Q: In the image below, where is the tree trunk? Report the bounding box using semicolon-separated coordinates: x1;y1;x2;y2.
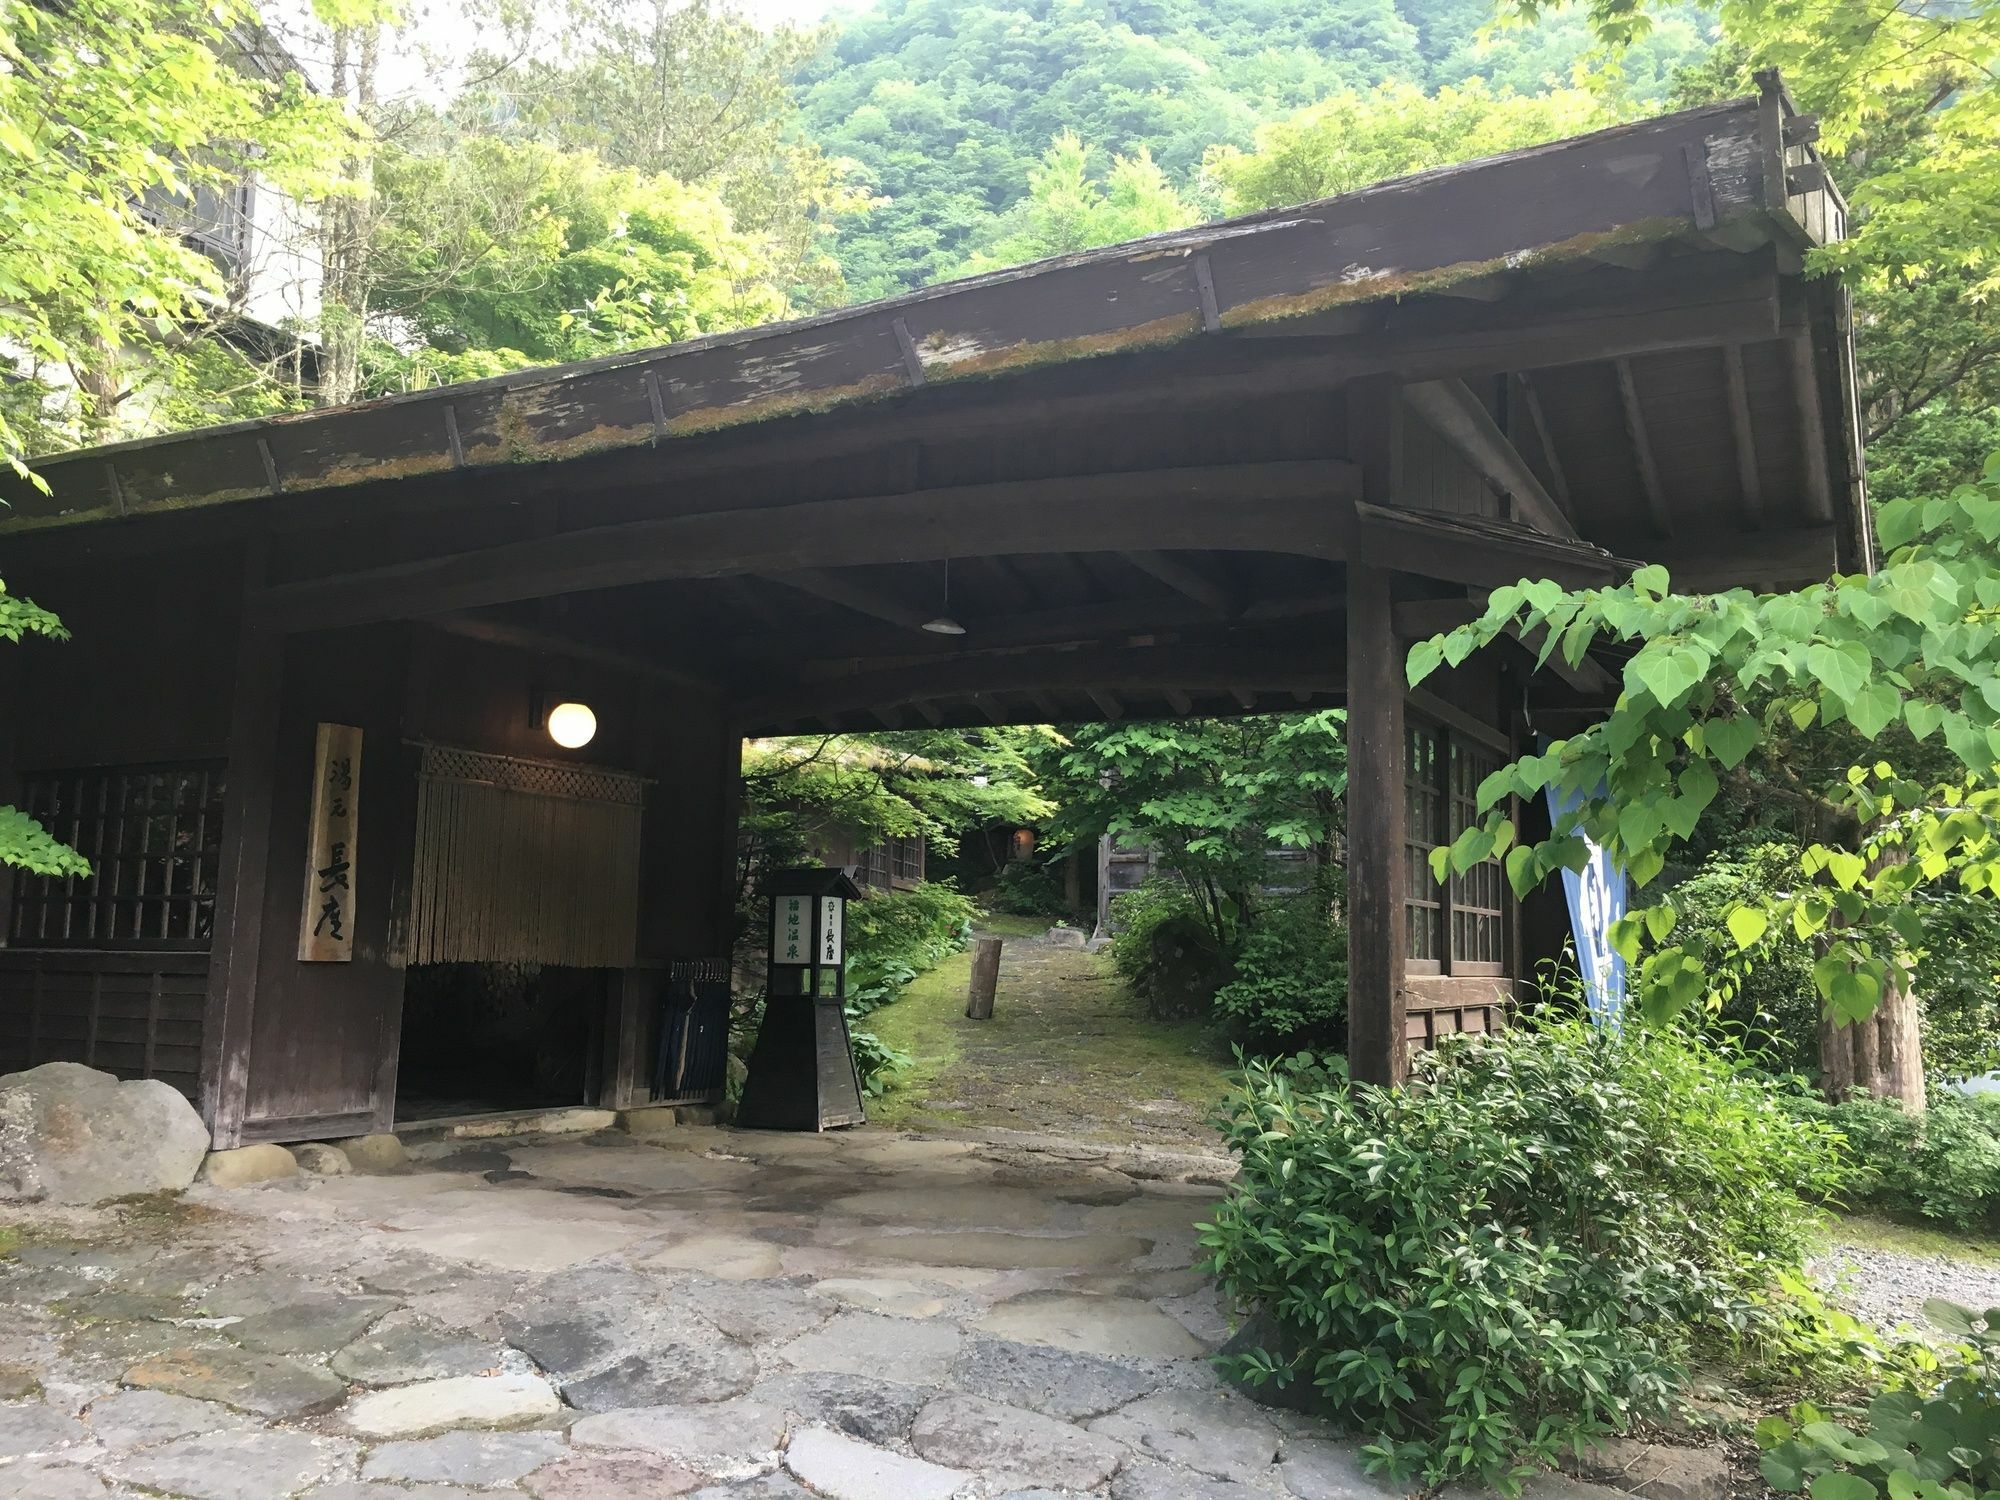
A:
1819;845;1927;1114
316;24;378;408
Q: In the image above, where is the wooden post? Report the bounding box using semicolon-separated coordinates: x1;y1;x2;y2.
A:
965;936;1002;1020
201;543;286;1148
1346;564;1408;1087
1345;376;1408;1089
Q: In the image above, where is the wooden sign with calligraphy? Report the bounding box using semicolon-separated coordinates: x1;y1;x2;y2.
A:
298;722;362;962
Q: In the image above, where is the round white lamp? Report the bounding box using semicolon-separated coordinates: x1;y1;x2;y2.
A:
546;701;597;749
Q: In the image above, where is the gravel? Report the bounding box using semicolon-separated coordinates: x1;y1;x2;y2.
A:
1812;1237;2000;1335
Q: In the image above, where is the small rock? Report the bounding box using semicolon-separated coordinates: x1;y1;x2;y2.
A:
775;1311;962;1384
0;1401;88;1459
949;1334;1166;1420
105;1428;357;1500
751;1371;930;1445
362;1429;567;1486
620;1106;680;1137
783;1425;970;1500
124;1341;348;1418
1046;926;1087;948
85;1388;253;1449
197;1143;299;1188
339;1373;562;1438
1281;1437;1409;1499
1086;1389;1282;1484
674;1105;721;1126
293;1143;354;1177
561;1340;759;1411
911;1393;1124;1491
332;1322;501;1386
331;1133;407;1172
524;1449;704;1499
569;1398;786;1477
1562;1436;1734;1500
0;1062;211;1204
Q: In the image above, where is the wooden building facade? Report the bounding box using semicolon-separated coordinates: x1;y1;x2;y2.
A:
0;79;1865;1144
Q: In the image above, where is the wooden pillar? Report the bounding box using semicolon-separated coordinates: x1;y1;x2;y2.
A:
200;545;285;1148
965;936;1002;1019
1346;563;1408;1087
1345;375;1408;1089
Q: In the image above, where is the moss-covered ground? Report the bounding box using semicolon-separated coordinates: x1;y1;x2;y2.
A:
862;916;1238;1145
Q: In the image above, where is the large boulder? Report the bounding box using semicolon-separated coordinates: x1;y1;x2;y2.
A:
0;1063;209;1204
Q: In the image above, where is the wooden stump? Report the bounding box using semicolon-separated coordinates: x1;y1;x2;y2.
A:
965;936;1002;1020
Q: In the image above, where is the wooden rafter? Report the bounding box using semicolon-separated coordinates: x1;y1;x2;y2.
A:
1086;689;1126;721
1722;343;1765;528
1124;550;1234;614
1614;359;1672;538
428;614;717;694
762;569;934;632
1402;379;1575;538
1788;330;1835;523
1512;374;1572;519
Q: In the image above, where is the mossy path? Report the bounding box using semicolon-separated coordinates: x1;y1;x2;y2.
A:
861;915;1237;1146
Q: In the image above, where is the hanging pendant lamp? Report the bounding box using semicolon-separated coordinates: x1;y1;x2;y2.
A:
922;557;967;635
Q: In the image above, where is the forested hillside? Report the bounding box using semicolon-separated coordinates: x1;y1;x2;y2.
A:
798;0;1716;297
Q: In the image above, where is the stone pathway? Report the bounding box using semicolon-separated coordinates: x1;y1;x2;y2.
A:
0;1121;1703;1499
1813;1226;2000;1337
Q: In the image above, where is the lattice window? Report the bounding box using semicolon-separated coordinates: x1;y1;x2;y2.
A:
1448;739;1506;974
858;843;891;890
1404;726;1445;970
9;764;226;949
1402;722;1509;975
891;835;924;884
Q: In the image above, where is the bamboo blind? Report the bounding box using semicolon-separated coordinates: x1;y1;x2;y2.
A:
409;745;646;968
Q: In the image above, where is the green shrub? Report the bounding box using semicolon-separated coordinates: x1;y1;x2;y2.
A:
1909;888;2000;1079
848;1026;912;1097
1202;1017;1850;1490
1669;842;1823;1072
1757;1300;1999;1500
844;880;977;1015
1795;1090;2000;1230
1109;880;1227;1020
990;858;1068;917
1211;893;1347;1050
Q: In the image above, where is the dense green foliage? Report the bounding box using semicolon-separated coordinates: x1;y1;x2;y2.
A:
1757;1302;1999;1500
1796;1091;2000;1231
1204;1019;1852;1489
844;881;979;1013
1210;886;1350;1051
1109;879;1230;1022
800;0;1711;297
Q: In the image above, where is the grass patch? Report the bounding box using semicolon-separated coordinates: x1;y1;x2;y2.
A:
0;1227;19;1258
864;941;975;1129
1825;1211;2000;1265
976;911;1062;939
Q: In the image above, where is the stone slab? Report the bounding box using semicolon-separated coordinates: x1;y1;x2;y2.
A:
1281;1437;1411;1499
569;1399;787;1477
84;1388;253;1449
106;1428;357;1500
1086;1389;1282;1483
524;1449;704;1499
910;1393;1124;1492
1113;1459;1269;1498
975;1289;1207;1360
561;1340;759;1412
1562;1437;1734;1500
842;1229;1148;1270
339;1373;562;1438
0;1460;109;1498
809;1277;946;1319
949;1334;1167;1420
123;1342;349;1419
226;1295;401;1355
673;1280;831;1345
0;1400;88;1459
332;1322;502;1386
362;1429;568;1486
639;1235;785;1281
775;1311;962;1384
783;1425;970;1500
750;1371;929;1446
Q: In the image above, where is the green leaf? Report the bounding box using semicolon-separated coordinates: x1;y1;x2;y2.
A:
1405;638;1444;687
1727;905;1770;950
1704;713;1761;769
1809;1472;1880;1500
1630;563;1670;600
1806;641;1873;708
1848;682;1903;740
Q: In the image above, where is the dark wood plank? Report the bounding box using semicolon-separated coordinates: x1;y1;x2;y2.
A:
1346;563;1407;1088
1722;343;1765;527
1403;379;1574;537
1615;359;1672;537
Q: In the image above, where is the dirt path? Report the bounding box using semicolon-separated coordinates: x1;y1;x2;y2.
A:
863;920;1237;1149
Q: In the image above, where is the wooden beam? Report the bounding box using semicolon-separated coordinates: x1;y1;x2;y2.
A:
1788;330;1835;523
1028;690;1063;722
1614;359;1672;538
1354;503;1626;590
1086;689;1125;722
1124;551;1234;615
1635;524;1839;591
1403;379;1575;538
1346;564;1407;1088
1164;687;1194;714
762;569;934;633
255;461;1359;632
1230;688;1257;712
735;643;1347;732
427;614;717;694
1722;344;1765;528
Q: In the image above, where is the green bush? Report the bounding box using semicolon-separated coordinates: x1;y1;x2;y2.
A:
990;858;1068;917
844;880;977;1015
1796;1089;2000;1230
1757;1300;1999;1500
1211;893;1347;1050
1203;1018;1850;1490
1109;880;1227;1020
1669;842;1823;1072
848;1026;913;1097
